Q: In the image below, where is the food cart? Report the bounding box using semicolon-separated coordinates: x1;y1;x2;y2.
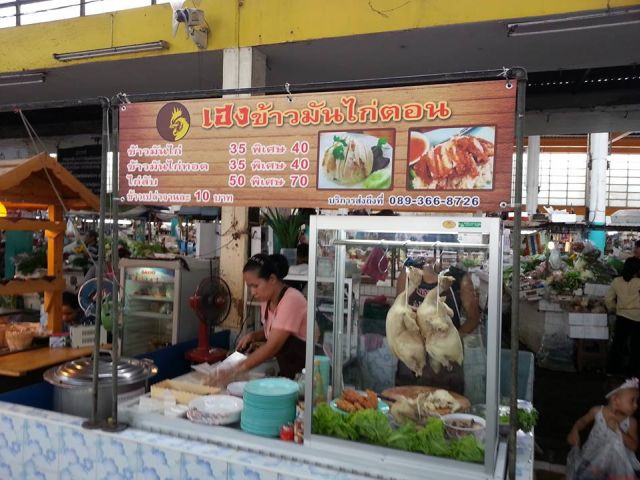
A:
0;69;533;479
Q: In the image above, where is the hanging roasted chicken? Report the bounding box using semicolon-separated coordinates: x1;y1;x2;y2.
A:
416;276;464;373
385;267;426;377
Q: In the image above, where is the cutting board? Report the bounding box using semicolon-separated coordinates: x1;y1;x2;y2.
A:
381;386;471;413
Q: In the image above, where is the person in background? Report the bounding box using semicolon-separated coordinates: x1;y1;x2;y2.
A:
633;240;640;258
84;230;98;261
296;243;309;265
62;291;86;331
566;377;639;479
83;243;130;283
606;257;640;376
234;254;309;379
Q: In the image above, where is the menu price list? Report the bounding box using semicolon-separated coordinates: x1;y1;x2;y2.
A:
224;140;311;192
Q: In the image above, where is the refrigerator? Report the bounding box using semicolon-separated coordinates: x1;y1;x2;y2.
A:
119;257;219;356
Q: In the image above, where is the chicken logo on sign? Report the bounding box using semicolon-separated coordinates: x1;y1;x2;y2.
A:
156;102;191;142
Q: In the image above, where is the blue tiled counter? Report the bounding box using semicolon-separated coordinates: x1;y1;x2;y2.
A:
0;401;370;480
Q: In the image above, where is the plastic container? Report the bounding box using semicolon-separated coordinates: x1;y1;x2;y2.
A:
442;413;486;442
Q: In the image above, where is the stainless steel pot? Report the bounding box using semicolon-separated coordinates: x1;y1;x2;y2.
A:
44;352;157;419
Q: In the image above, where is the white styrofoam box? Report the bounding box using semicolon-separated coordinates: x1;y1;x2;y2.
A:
544;311;567;326
550;212;577;223
610;209;640;225
543;311;569;336
569;325;609;340
584;283;610;297
70;325;107;348
539;299;564;312
568;313;608;327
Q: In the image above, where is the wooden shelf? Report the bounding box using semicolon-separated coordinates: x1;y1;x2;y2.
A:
0;346;98;377
0;277;65;295
124;310;172;320
0;219;65;233
127;295;173;302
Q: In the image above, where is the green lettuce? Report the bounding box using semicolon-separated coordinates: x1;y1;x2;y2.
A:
348;409;393;446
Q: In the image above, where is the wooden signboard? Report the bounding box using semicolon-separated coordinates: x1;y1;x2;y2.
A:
118;80;516;212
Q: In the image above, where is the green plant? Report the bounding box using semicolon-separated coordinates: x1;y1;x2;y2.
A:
262;209;306;249
14;249;47;275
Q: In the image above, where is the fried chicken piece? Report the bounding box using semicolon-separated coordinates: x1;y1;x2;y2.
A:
336;399;357;413
365;390;379;410
342;389;364;405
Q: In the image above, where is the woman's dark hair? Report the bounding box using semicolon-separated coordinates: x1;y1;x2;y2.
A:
621;257;640;282
243;253;289;280
62;291;79;310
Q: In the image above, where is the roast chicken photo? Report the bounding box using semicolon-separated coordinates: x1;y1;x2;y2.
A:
408;126;496;190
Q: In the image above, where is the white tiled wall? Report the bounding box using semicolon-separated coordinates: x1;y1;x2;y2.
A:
0;402;370;480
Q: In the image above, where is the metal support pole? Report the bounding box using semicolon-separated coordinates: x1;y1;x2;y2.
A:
526;136;540;216
508;68;528;480
103;104;127;432
82;97;110;430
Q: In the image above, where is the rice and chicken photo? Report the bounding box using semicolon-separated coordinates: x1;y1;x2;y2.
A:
317;129;395;190
407;126;496;190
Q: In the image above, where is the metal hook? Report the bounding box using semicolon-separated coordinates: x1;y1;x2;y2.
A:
117;92;131;104
498;67;513;89
284;82;293;102
378;246;390;274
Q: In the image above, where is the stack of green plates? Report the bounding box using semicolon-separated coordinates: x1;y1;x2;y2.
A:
241;377;299;437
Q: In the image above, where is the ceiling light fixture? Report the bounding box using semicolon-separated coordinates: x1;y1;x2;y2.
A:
0;72;46;87
507;7;640;36
53;40;168;62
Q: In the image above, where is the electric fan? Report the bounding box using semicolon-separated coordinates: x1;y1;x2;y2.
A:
185;275;231;364
77;278;114;329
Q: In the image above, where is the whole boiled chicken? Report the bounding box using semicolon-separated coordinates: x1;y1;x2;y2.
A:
385;267;425;377
416;276;464;374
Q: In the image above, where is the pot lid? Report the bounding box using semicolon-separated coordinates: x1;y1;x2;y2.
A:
44;354;156;387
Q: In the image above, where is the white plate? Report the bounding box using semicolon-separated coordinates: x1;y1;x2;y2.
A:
227;381;248;397
189;394;243;414
187;394;243;425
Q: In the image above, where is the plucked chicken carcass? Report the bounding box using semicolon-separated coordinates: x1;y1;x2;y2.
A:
385;267;426;377
416;276;464;374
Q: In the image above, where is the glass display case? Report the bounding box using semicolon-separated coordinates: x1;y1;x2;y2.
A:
119;258;218;356
304;215;504;479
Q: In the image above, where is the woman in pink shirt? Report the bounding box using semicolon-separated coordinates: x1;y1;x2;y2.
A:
236;254;308;379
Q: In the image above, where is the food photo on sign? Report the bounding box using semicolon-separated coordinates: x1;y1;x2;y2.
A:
407;125;496;191
317;128;395;190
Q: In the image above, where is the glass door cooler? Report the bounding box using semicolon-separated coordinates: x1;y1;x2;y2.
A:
119;258;218;356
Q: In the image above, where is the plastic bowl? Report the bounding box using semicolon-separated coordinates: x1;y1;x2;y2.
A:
442;413;486;442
